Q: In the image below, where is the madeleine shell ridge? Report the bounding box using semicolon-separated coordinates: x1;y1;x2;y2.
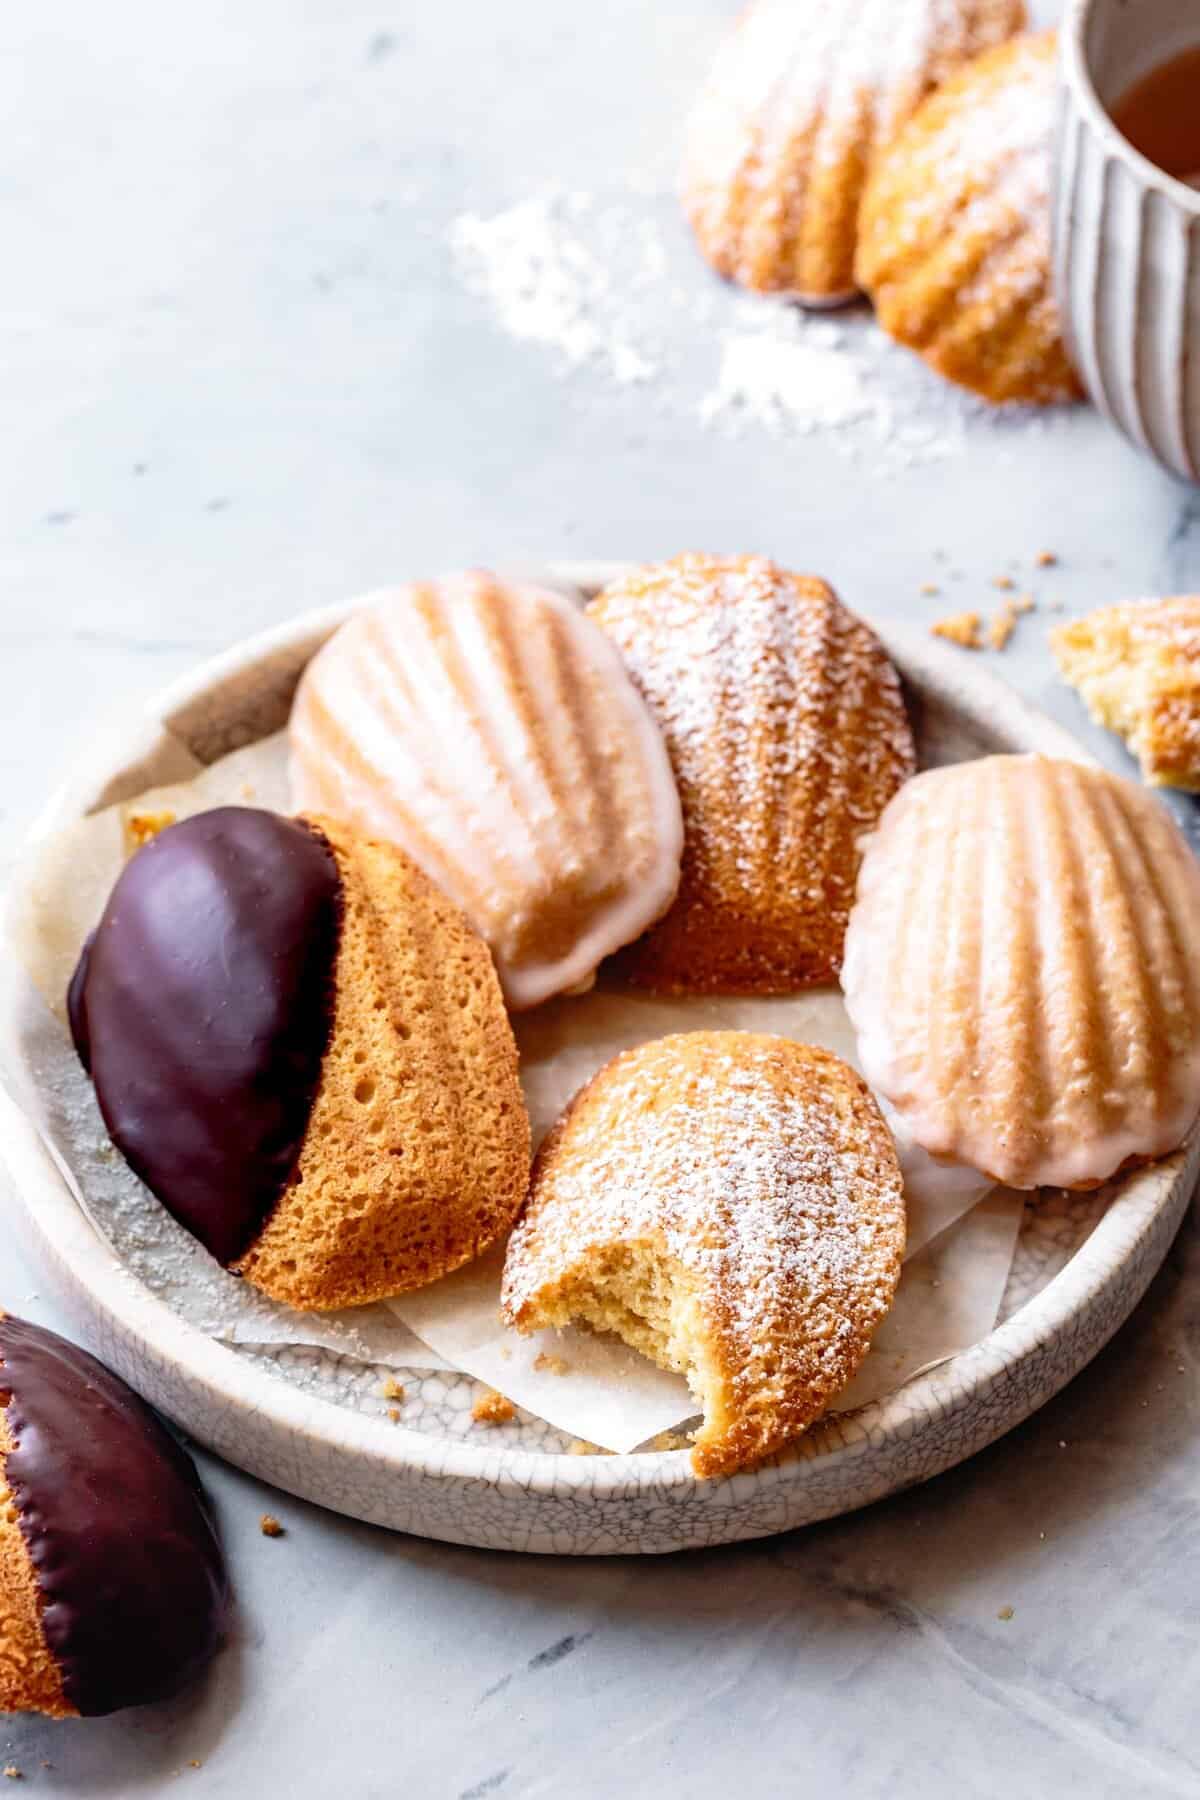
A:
842;755;1200;1189
289;571;684;1009
587;554;916;993
856;31;1081;405
682;0;1026;303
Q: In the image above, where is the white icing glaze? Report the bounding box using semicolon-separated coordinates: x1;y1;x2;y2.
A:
289;573;684;1008
842;754;1200;1189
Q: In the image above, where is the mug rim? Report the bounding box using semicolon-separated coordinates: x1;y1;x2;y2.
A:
1061;0;1200;215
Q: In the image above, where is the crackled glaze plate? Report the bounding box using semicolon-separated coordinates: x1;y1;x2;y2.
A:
1;564;1195;1555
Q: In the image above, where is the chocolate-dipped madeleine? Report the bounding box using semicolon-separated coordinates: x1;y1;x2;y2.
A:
69;806;531;1310
0;1313;229;1717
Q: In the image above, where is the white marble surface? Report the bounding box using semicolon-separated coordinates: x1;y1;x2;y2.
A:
2;0;1200;1792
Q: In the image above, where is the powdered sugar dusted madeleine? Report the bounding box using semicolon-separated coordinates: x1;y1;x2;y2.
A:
290;573;684;1010
842;755;1200;1189
1052;597;1200;792
501;1033;905;1478
682;0;1025;304
857;32;1081;404
587;554;916;993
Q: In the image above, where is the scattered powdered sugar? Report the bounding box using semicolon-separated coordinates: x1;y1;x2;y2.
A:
449;190;666;387
446;186;1051;474
698;300;997;467
699;319;873;432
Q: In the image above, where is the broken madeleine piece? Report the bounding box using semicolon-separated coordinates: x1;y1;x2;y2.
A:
1052;596;1200;790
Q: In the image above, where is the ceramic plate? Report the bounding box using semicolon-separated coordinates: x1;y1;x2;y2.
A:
1;564;1194;1555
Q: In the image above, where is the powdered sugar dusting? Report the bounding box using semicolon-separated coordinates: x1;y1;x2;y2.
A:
887;33;1054;282
502;1032;905;1450
449;190;666;386
587;555;915;988
446;186;1056;472
681;0;1024;299
699;300;998;464
698;320;873;432
858;33;1074;403
687;0;1024;187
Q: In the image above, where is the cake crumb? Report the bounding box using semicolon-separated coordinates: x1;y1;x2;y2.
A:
380;1375;406;1402
259;1513;284;1538
993;575;1016;591
387;1407;401;1423
472;1389;515;1425
188;1762;202;1771
989;592;1036;649
997;1605;1015;1622
931;610;982;649
920;581;941;596
533;1352;569;1376
125;808;177;852
3;1768;21;1782
1036;550;1058;567
989;606;1017;650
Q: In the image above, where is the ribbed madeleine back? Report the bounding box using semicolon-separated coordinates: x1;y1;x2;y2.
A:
289;572;683;1010
856;32;1081;405
843;754;1200;1187
588;554;916;993
682;0;1025;302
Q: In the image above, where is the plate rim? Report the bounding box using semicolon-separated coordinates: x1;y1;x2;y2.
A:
2;563;1191;1531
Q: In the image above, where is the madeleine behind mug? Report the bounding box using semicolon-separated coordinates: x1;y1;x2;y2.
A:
1054;0;1200;484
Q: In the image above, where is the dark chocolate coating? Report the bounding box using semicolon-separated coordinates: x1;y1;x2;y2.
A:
68;807;341;1265
0;1314;229;1716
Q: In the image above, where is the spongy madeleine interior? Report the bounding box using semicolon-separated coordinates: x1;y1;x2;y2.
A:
234;819;530;1311
0;1404;72;1717
520;1241;733;1466
1053;625;1157;757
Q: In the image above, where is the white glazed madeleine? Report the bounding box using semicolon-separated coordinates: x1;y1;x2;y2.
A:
289;572;684;1009
842;754;1200;1188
